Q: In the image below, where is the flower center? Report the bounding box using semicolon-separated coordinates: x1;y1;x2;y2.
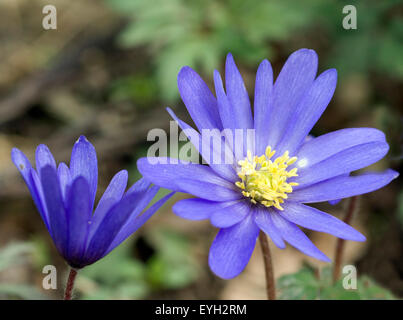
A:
235;147;299;210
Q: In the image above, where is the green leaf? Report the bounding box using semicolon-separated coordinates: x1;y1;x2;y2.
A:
0;242;34;272
146;229;199;289
278;266;396;300
107;0;322;100
0;284;47;300
277;266;320;300
356;276;395;300
108;74;158;107
155;38;220;101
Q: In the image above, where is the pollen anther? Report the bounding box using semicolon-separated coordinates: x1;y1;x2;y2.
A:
235;147;298;210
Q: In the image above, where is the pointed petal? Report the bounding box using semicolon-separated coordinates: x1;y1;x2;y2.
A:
58;162;71;201
270;213;330;262
172;198;231;220
210;200;250;228
254;59;274;155
214;63;254;159
11;148;49;227
30;169;51;232
137;157;233;188
65;177;92;266
137;157;241;201
70;136;98;209
173;179;242;202
267;49;318;148
106;190;174;254
89;170;128;240
296;128;387;169
121;185;159;223
294;141;389;188
290;169;399;203
178;66;222;131
40;166;68;258
214;71;249;160
225;53;253;130
213;70;233;130
279;203;365;241
35;144;56;176
167;107;237;182
85;190;150;264
87;179;155;253
254;207;286;249
208;215;259;279
11;148;34;187
276;69;337;156
126;176;151;194
99;170;129;205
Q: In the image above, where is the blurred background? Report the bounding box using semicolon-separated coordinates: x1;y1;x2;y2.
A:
0;0;401;299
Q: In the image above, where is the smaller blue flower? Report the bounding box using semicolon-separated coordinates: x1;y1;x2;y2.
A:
11;136;172;269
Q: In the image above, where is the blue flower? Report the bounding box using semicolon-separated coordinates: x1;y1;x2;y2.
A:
11;136;172;269
138;49;399;279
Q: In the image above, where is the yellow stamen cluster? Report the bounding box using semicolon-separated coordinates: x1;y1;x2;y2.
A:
235;147;299;210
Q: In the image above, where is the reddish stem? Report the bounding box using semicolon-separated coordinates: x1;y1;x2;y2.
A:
332;196;358;283
64;268;78;300
259;231;276;300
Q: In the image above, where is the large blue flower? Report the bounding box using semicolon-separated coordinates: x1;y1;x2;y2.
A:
12;136;172;269
138;49;399;279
